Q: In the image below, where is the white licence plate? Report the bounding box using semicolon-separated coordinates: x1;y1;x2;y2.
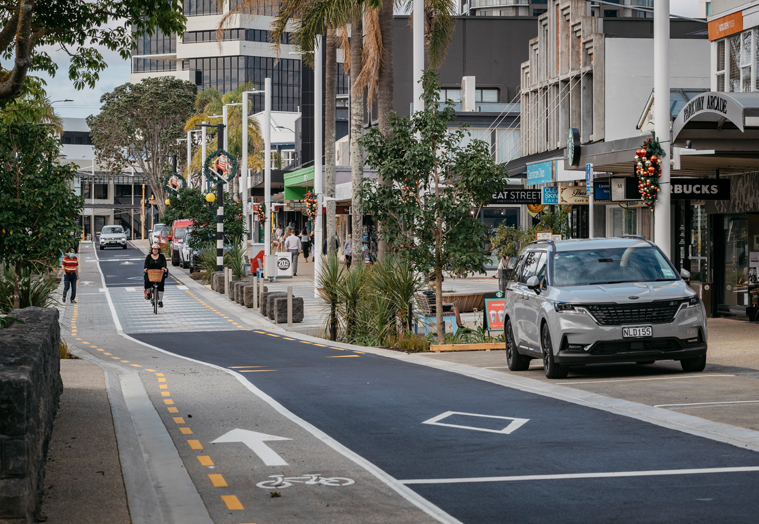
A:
622;326;652;338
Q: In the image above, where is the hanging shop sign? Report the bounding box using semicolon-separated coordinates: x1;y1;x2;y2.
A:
594;180;611;202
670;178;730;200
542;186;559;205
526;160;554;185
567;128;581;167
490;189;542;205
558;185;589;205
611;177;643;202
708;12;743;41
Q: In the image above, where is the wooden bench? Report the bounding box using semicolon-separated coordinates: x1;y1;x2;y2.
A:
414;292;459;336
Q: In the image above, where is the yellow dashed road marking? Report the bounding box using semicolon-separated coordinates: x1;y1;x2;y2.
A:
130;364;142;368
180;427;193;435
239;370;276;373
168;407;179;413
253;330;265;334
230;366;263;369
159;384;168;389
173;417;185;424
208;474;227;487
145;368;156;372
330;347;344;350
266;334;280;338
197;456;214;466
161;392;171;397
188;440;203;450
328;355;360;358
158;378;166;383
155;373;164;377
164;399;175;405
221;495;243;510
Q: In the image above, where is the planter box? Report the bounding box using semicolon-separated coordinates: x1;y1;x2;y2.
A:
430;342;503;352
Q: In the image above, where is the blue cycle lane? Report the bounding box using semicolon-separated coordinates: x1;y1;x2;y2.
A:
132;329;759;524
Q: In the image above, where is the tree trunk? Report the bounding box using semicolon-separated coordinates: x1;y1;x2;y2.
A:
435;260;444;344
349;15;364;267
325;28;338;257
376;0;394;262
13;261;21;311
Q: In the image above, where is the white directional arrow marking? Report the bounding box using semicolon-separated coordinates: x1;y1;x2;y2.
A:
211;429;292;466
422;411;529;435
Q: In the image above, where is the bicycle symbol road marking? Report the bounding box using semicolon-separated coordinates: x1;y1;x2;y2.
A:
256;474;355;489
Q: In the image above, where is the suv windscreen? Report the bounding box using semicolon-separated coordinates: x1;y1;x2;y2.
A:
102;226;123;234
174;227;186;239
552;246;678;286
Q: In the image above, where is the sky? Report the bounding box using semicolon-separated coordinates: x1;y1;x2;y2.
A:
38;0;702;120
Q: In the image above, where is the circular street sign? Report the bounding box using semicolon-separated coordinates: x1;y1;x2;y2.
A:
277;258;291;270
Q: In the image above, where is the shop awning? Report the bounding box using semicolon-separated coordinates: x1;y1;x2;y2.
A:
672;91;759;140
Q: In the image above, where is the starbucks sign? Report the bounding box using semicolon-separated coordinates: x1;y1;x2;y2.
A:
567;128;581;167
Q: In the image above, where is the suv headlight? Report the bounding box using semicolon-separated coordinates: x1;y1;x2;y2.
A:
687;296;699;307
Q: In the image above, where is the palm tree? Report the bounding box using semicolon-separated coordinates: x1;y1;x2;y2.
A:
184;84;266;192
325;28;338;256
348;14;364;258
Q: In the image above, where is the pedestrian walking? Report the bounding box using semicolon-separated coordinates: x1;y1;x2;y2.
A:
323;234;339;259
300;228;311;261
61;248;79;304
283;229;302;276
344;234;353;269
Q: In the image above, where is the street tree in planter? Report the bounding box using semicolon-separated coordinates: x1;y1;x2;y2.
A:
0;124;83;309
87;77;197;216
163;187;245;249
361;70;509;342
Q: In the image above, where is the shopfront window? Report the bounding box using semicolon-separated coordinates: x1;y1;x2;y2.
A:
722;214;749;307
607;206;637;237
689;204;710;282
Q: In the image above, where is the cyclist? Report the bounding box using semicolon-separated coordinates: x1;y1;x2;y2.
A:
144;243;168;307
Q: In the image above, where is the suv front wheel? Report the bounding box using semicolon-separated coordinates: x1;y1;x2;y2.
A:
542;323;568;379
680;355;706;373
506;319;530;371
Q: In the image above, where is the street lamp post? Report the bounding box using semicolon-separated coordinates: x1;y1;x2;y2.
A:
314;35;323;298
242;84;270;265
654;0;671;259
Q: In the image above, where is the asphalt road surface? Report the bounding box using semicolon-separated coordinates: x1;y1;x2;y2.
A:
98;244;759;523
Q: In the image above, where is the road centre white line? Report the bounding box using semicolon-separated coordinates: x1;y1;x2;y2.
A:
562;374;733;385
400;466;759;485
655;400;759;408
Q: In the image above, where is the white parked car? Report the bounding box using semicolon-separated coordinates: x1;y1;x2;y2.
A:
179;227;199;272
99;225;127;250
149;223;168;245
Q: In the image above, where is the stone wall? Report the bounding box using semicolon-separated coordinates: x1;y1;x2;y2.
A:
0;307;62;523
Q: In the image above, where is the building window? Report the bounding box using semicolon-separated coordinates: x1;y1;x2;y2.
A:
182;29;293;44
131;58;177;73
603;10;618;17
228;0;278;16
729;35;741;92
533;9;547;16
438;88;462;102
477;88;499;103
133;26;176;55
716;39;725;91
184;0;219;16
706;2;711;16
82;183;108;200
742;31;752;92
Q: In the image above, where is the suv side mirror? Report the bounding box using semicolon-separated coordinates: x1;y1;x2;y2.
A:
680;268;691;281
526;275;541;293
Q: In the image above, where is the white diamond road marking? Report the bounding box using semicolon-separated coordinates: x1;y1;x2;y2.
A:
422;411;529;435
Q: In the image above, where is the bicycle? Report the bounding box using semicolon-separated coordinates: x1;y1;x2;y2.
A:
146;269;164;315
256;474;354;489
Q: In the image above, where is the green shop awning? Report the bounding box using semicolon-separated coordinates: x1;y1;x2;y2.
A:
283;165;314;200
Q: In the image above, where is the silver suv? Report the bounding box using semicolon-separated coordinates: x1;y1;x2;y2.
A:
99;225;127;250
504;237;707;379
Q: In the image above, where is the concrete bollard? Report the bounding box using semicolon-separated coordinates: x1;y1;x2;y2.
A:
287;286;293;327
253;276;258;308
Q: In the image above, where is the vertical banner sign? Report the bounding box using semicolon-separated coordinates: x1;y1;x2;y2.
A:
484;298;506;331
586;163;593;195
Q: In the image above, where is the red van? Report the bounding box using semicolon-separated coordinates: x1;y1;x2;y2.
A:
169;219;194;267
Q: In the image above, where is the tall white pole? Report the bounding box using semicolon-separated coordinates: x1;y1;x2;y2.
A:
314;35;323;297
654;0;671;258
413;0;424;114
242;93;249;249
223;105;229;151
201;123;207;192
186;130;192;183
264;78;272;261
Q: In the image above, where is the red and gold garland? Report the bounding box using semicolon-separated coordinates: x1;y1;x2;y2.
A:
634;133;665;207
304;190;318;220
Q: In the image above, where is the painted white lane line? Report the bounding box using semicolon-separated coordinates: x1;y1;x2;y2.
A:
401;466;759;485
125;287;136;292
655;400;759;408
563;374;733;385
423;411;529;435
177;285;188;290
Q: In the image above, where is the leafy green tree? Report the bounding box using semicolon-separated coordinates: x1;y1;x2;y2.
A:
0;123;83;309
87;77;197;216
0;75;62;132
361;70;509;342
163;187;245;249
0;0;185;100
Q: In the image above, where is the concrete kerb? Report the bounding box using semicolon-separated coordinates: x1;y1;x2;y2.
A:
66;345;213;524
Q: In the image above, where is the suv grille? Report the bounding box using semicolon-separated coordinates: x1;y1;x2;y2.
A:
586;301;682;326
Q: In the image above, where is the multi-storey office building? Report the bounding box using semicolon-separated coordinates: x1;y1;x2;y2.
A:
461;0;653;18
130;1;302;113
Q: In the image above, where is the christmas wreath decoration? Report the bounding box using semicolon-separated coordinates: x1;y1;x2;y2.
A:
400;177;421;204
202;149;238;189
634;133;666;207
304;190;318;220
163;172;186;196
252;202;266;222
